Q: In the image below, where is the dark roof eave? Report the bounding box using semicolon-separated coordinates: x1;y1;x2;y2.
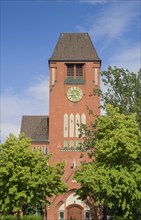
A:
48;59;101;65
31;139;49;143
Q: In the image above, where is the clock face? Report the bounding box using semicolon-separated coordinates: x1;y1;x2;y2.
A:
67;86;83;102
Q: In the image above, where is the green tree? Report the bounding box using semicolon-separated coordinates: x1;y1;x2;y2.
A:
74;105;141;219
100;66;141;129
0;134;67;215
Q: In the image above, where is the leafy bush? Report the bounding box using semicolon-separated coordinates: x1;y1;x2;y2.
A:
0;215;42;220
22;215;42;220
109;217;127;220
0;216;17;220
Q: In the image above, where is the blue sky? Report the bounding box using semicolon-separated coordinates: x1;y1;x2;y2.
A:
1;0;141;142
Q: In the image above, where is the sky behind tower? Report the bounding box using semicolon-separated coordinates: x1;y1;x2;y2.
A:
1;0;141;142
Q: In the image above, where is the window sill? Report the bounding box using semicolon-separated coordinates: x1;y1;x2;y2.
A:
64;77;85;84
60;148;82;152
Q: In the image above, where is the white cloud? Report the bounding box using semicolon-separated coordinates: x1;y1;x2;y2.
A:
76;2;139;45
76;1;140;72
1;123;20;142
109;43;141;72
27;76;49;102
1;76;49;143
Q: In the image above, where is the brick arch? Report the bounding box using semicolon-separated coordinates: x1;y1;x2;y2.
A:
66;204;83;220
56;200;64;210
84;197;98;220
60;189;77;203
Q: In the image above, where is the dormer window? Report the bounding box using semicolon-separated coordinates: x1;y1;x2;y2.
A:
65;64;85;84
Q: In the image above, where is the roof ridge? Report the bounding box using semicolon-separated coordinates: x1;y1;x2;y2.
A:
22;115;49;117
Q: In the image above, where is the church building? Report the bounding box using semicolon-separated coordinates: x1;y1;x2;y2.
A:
21;33;101;220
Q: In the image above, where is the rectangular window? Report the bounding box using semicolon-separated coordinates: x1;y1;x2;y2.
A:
85;211;90;220
76;64;83;77
59;211;64;220
94;68;98;85
67;65;74;77
51;68;56;86
65;64;85;84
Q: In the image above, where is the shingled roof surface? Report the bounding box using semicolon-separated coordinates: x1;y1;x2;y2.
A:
21;116;49;142
49;33;101;62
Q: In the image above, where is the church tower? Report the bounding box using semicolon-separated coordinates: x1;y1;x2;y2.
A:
47;33;101;220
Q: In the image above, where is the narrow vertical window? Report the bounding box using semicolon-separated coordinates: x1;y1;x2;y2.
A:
76;64;83;77
94;68;98;85
69;113;74;137
44;147;48;155
70;140;74;149
64;114;68;137
72;159;77;169
81;113;86;137
52;68;56;86
81;113;86;124
64;140;68;149
59;211;64;220
76;140;80;149
85;211;90;220
39;146;42;153
75;113;80;137
67;65;74;77
32;146;36;152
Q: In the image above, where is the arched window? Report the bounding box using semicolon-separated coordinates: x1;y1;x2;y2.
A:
69;113;74;137
76;140;80;149
32;146;36;152
70;140;74;149
64;140;68;149
64;114;68;137
81;113;86;137
75;113;80;137
39;146;42;153
44;147;48;155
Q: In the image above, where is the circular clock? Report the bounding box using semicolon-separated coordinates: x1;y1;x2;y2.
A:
67;86;83;102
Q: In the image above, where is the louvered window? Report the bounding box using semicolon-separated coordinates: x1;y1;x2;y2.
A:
65;64;85;84
76;64;83;77
67;65;74;76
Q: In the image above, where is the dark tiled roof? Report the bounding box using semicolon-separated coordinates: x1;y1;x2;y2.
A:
21;116;49;142
49;33;101;62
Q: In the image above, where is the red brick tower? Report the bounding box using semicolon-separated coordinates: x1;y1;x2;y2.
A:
47;33;101;220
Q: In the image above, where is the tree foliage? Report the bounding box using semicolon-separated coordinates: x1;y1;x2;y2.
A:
100;66;141;129
0;134;67;215
74;105;141;219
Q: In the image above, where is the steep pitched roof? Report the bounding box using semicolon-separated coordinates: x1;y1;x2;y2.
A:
20;116;49;142
49;33;101;62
